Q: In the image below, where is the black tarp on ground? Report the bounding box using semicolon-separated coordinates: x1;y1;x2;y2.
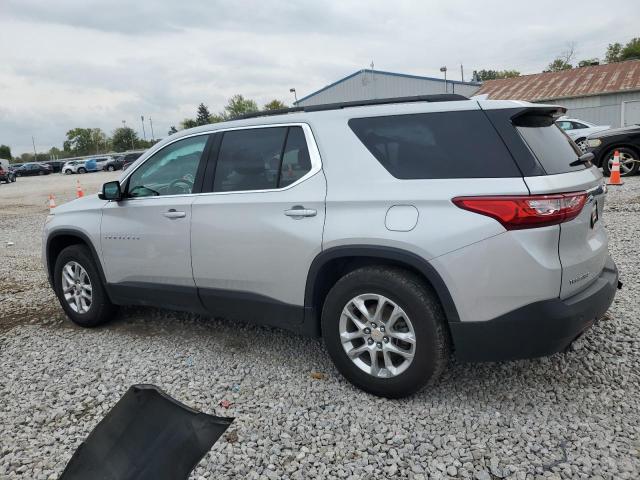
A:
59;384;233;480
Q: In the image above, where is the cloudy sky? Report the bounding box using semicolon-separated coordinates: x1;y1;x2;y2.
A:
0;0;637;155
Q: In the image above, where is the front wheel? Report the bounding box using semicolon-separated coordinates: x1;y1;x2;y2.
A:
575;138;589;153
54;245;118;327
107;165;115;172
321;266;450;398
602;147;639;176
64;169;72;175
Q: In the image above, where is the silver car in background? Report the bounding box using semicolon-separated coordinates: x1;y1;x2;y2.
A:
556;117;610;151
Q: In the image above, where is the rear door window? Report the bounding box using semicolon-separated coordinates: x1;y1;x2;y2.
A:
212;126;312;192
515;123;586;174
348;111;521;179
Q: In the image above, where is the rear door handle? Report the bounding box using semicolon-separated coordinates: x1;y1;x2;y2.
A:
163;209;186;219
284;206;317;218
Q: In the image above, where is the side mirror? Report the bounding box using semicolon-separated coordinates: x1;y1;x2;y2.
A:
99;181;123;201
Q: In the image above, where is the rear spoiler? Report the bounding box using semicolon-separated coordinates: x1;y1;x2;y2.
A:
511;106;567;127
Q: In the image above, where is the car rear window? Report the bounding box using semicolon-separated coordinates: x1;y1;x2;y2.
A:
348;111;520;179
514;115;586;174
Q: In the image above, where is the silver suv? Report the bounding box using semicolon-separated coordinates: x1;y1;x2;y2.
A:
43;96;620;398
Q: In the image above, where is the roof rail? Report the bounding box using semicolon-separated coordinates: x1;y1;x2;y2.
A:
235;94;468;120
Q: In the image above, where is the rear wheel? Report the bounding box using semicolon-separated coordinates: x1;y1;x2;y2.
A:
77;167;86;174
107;165;115;172
602;147;639;176
54;245;117;327
321;266;449;398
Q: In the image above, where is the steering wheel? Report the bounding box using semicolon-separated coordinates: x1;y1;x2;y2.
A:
169;177;194;195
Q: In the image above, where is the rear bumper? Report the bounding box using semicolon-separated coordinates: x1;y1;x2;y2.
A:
451;256;619;362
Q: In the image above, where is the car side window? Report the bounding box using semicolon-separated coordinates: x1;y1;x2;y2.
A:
557;121;572;131
213;127;287;192
279;127;312;188
212;126;312;192
127;135;208;198
572;122;587;129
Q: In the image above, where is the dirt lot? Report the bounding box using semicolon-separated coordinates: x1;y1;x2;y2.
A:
1;172;639;479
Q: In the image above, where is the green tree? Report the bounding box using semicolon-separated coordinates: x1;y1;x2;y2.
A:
621;38;640;61
578;58;599;67
112;127;138;152
168;126;178;135
472;69;521;81
222;94;258;120
196;103;212;126
181;118;197;129
0;144;11;159
63;128;94;155
546;58;573;72
605;42;623;63
264;99;288;110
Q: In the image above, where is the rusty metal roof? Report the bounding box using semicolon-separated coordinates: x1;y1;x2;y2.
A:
475;60;640;101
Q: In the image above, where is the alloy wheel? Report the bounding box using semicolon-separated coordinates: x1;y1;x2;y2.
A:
608;150;638;176
339;293;416;378
61;261;92;314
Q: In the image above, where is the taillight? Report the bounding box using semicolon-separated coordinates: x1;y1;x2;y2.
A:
452;192;588;230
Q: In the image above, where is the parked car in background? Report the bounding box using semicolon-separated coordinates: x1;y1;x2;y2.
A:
62;160;86;174
87;156;113;171
556;117;610;152
586;124;640;176
43;96;619;398
103;155;125;171
0;159;17;183
45;160;65;173
14;162;52;176
121;151;145;170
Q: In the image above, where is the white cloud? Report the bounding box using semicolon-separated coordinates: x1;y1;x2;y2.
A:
0;0;637;154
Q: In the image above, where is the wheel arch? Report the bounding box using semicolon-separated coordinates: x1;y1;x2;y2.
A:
304;245;460;335
46;229;109;294
597;143;640;167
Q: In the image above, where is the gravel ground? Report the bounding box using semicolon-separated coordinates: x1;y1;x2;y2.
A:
1;173;639;479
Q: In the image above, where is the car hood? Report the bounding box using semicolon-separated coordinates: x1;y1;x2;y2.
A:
588;124;640;139
51;194;107;214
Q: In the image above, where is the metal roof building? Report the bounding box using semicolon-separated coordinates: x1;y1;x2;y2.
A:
476;60;640;128
296;69;481;107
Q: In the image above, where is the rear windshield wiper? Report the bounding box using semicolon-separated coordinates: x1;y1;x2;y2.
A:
570;152;594;167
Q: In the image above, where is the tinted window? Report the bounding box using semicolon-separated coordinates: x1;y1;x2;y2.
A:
516;124;586;174
127;135;207;197
278;127;312;188
348;111;520;179
572;122;587;129
213;127;287;192
557;121;572;131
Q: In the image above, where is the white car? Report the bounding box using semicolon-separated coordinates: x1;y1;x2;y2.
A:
62;160;87;174
556;117;610;151
90;156;114;170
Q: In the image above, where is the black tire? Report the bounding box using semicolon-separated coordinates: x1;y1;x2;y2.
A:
602;146;639;176
53;244;118;327
321;266;450;398
10;175;16;182
77;167;86;174
64;169;72;175
107;165;115;172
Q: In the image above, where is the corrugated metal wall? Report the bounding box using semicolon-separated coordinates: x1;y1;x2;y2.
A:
298;71;481;106
540;91;640;128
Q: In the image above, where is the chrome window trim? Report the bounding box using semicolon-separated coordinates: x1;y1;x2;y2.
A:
117;123;322;201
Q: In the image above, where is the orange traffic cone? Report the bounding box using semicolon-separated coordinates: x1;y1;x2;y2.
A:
607;150;624;186
76;179;84;198
48;194;56;211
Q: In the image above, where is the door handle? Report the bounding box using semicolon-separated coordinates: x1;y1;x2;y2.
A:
284;206;317;218
163;209;186;219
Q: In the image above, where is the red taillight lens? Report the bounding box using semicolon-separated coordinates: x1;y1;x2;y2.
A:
452;192;587;230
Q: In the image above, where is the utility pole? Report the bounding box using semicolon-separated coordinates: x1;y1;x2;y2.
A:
32;136;37;161
149;117;155;141
460;64;464;83
140;115;146;141
289;88;298;104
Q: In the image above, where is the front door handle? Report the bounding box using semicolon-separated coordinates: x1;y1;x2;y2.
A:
163;209;186;219
284;206;317;218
